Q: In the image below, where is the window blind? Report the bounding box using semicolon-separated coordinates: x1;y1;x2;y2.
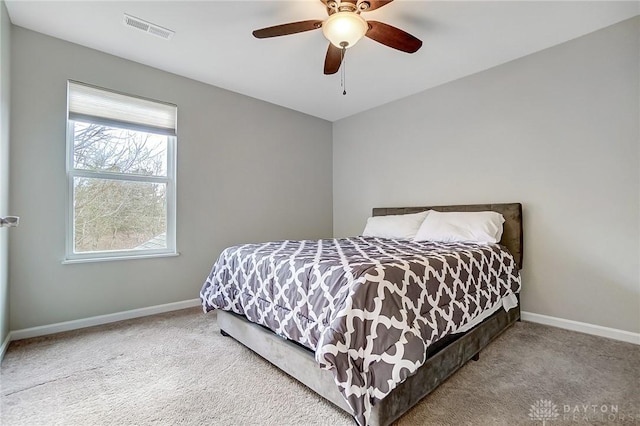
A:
67;81;177;136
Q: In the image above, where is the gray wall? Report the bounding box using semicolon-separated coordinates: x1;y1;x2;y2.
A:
0;0;10;343
333;17;639;334
9;27;333;330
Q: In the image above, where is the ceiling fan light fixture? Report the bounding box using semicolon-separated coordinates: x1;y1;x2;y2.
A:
322;12;368;49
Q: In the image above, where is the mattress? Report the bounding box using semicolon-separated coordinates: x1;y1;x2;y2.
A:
200;237;521;425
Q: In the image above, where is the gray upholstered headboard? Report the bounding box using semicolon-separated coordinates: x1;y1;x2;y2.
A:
372;203;523;270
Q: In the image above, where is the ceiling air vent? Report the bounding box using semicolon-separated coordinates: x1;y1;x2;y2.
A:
123;14;174;40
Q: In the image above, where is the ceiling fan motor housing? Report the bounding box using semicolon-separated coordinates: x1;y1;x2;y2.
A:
327;0;371;13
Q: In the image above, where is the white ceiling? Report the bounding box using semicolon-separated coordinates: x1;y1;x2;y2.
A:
5;1;639;121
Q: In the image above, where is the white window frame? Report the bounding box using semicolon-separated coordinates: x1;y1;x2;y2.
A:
65;81;177;263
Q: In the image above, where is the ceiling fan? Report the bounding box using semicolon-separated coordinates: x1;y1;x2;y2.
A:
252;0;423;75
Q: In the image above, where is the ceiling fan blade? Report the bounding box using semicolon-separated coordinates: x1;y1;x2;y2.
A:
365;20;422;53
319;0;333;14
362;0;394;12
253;20;323;39
324;43;343;75
320;0;337;16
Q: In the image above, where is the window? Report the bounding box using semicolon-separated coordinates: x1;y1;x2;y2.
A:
65;81;177;262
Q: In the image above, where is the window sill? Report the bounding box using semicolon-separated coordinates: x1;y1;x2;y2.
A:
62;252;180;265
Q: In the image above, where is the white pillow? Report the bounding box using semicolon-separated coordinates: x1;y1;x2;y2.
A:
362;211;430;239
413;210;505;244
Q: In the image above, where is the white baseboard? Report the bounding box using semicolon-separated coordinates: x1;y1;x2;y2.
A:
3;302;636;364
9;298;201;342
521;311;640;345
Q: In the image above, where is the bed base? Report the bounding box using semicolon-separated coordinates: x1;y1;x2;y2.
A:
217;305;520;426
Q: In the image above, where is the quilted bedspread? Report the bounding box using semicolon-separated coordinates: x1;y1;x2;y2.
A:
200;237;521;425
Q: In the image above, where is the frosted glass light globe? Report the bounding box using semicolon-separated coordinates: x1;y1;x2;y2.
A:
322;12;368;48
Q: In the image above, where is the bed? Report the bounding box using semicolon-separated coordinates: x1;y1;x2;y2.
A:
201;202;523;425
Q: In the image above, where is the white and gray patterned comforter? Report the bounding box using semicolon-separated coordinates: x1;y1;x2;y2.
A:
200;237;521;425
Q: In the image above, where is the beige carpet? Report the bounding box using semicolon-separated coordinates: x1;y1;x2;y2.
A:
1;308;638;425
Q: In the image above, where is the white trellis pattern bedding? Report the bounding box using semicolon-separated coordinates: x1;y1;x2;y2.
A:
200;237;521;425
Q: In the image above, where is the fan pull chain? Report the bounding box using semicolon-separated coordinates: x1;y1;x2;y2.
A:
341;45;347;96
